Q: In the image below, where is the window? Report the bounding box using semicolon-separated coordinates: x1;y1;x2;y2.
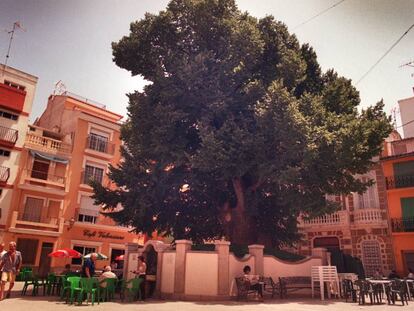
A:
84;165;104;184
0;149;11;157
0;110;18;121
17;238;38;265
31;157;50;180
88;132;109;153
4;80;25;91
361;240;382;277
110;249;125;269
78;195;100;224
313;237;340;251
404;252;414;273
22;197;44;222
72;246;96;265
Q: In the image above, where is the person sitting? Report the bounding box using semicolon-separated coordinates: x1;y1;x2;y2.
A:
98;266;117;288
388;269;401;279
242;265;263;298
407;268;414;279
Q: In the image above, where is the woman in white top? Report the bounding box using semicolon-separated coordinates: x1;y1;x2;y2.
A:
243;265;263;298
133;256;147;300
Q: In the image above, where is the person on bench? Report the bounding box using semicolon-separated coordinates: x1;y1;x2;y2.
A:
243;265;263;298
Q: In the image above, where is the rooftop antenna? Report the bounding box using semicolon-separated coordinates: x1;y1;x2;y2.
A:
2;21;26;77
400;60;414;93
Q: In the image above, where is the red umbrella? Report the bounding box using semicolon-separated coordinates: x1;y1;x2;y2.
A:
115;254;124;261
48;248;82;258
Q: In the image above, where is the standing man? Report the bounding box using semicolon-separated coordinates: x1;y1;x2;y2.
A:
82;253;97;278
0;242;22;300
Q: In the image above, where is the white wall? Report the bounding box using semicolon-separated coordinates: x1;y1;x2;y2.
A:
126;252;138;280
184;252;218;296
161;252;176;294
399;96;414;139
263;256;323;280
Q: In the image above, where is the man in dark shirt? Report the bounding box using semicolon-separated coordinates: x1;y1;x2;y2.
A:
82;253;97;278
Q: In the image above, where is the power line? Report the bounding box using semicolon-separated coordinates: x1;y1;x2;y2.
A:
293;0;346;30
356;22;414;86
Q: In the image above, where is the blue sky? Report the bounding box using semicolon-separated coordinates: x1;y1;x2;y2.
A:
1;0;413;126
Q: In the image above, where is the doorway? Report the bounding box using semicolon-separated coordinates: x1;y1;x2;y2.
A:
38;242;53;277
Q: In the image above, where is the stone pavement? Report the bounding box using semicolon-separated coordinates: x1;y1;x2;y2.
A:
2;282;414;311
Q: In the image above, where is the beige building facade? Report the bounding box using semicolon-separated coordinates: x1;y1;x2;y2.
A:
0;64;38;240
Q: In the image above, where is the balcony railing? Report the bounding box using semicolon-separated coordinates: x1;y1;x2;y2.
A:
298;210;349;228
0;125;18;144
86;135;115;155
10;211;64;236
80;171;103;185
391;217;414;232
0;166;10;183
25;133;72;154
353;208;386;225
385;175;414;190
26;169;65;184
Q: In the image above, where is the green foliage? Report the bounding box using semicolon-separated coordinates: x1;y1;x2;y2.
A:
93;0;392;246
263;248;305;262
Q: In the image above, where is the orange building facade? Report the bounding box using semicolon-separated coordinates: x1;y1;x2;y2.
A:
381;131;414;276
2;92;144;275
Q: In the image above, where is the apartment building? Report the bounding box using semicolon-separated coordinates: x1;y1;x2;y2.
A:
0;64;38;240
296;161;395;277
381;130;414;276
3;91;144;275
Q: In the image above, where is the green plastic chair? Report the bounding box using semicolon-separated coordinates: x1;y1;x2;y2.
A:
45;273;58;295
121;278;143;302
60;276;81;304
75;278;100;306
21;271;43;296
99;278;117;302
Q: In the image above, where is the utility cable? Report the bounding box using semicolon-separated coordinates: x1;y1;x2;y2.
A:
356;22;414;85
293;0;346;30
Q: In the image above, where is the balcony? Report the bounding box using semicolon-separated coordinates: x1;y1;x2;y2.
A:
20;169;66;195
353;208;387;226
9;211;64;237
0;166;10;183
25;133;72;155
86;135;115;155
385;175;414;190
298;210;349;228
391;217;414;233
0;125;18;145
0;82;26;113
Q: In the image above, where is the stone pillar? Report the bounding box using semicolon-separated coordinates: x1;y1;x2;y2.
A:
248;244;264;276
124;243;140;279
174;240;192;295
312;247;328;265
154;243;170;298
215;240;230;296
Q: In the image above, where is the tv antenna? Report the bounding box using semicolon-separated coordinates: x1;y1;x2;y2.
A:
400;60;414;76
2;21;26;76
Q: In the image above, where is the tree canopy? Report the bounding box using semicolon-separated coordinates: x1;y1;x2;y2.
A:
93;0;392;246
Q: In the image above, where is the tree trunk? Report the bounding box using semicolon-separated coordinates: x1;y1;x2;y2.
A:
228;178;257;245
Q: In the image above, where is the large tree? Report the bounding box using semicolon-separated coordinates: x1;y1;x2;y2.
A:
93;0;392;246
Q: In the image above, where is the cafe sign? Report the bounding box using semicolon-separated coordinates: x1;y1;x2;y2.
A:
83;229;125;240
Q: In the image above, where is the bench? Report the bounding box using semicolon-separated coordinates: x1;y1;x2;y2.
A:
234;277;260;300
279;276;319;298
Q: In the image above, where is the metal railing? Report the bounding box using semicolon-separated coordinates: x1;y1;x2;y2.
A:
62;91;106;109
391;217;414;232
385;175;414;190
26;169;65;184
86;135;115;154
81;171;103;185
0;125;18;144
0;166;10;182
25;133;72;154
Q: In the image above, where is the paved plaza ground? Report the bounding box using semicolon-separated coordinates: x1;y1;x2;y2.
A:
2;282;414;311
